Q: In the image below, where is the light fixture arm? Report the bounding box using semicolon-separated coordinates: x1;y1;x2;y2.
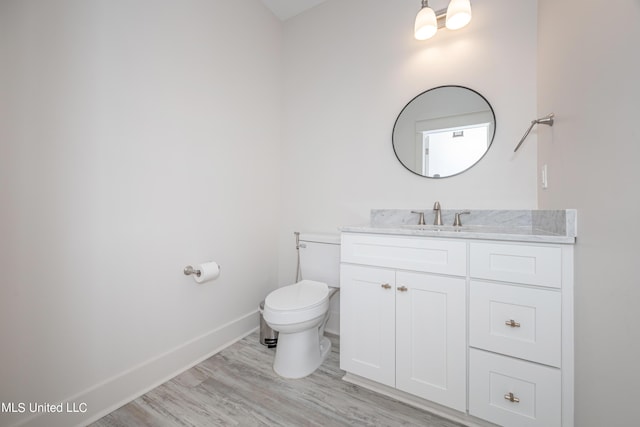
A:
433;8;449;29
419;1;462;30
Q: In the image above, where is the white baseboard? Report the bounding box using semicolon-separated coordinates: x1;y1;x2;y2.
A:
9;310;259;427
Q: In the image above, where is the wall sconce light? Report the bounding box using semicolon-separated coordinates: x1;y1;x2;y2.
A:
414;0;472;40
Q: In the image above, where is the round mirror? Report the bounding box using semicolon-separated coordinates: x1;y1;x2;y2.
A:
392;86;496;178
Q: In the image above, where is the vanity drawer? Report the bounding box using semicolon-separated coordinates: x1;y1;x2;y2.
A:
470;242;562;288
469;281;561;367
469;349;561;427
341;233;466;276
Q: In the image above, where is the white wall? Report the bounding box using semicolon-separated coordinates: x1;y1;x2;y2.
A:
537;1;640;425
0;1;282;426
278;0;539;331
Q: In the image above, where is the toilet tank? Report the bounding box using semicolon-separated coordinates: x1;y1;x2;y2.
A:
299;233;341;287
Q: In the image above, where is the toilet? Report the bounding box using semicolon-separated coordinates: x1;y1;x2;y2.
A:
262;233;340;379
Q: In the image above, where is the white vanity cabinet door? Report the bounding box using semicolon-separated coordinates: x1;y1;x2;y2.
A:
395;271;467;412
340;264;396;387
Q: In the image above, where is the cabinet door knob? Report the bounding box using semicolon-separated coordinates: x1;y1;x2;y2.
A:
504;392;520;403
397;286;408;292
505;319;521;328
381;283;391;289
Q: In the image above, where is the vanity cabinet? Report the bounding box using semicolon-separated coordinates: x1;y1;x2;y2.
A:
340;234;467;412
340;232;574;427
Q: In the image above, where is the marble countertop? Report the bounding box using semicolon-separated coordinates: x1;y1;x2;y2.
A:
340;209;577;244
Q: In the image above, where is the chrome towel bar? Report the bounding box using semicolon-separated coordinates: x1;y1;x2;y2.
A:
514;113;554;152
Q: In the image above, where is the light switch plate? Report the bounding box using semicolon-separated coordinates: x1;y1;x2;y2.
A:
541;164;548;189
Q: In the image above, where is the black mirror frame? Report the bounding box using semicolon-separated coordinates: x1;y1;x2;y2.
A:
392;85;497;179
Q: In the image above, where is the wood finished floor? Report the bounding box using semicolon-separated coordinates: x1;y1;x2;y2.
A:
92;332;464;427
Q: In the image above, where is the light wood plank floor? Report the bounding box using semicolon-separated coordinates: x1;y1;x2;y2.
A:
92;332;464;427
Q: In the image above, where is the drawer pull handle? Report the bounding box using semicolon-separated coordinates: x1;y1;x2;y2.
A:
397;286;408;292
381;283;391;289
505;319;521;328
504;392;520;403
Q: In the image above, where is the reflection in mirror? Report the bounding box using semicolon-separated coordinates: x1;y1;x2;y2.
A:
392;86;496;178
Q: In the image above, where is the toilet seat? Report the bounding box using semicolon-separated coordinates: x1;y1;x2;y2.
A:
266;280;329;310
263;280;329;325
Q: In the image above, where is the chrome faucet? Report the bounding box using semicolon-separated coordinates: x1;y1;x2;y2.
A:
453;211;471;227
433;201;443;226
411;210;426;225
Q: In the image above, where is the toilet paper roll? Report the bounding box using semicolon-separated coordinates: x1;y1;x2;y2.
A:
194;261;220;284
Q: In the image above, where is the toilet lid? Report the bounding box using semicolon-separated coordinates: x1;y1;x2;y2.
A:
265;280;329;311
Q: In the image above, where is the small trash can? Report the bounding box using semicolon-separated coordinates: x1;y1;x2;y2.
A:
259;300;278;348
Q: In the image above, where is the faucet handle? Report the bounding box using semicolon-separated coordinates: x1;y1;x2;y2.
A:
453;211;471;227
433;201;441;210
411;210;426;225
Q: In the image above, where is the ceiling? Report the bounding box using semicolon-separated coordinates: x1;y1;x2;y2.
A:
260;0;327;21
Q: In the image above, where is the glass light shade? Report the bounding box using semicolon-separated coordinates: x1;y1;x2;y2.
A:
414;7;438;40
446;0;472;30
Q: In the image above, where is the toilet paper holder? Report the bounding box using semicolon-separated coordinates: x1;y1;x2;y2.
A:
183;265;201;277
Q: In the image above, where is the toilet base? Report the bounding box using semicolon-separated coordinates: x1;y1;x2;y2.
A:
273;329;331;379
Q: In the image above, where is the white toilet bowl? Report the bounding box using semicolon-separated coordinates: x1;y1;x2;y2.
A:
263;280;332;379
